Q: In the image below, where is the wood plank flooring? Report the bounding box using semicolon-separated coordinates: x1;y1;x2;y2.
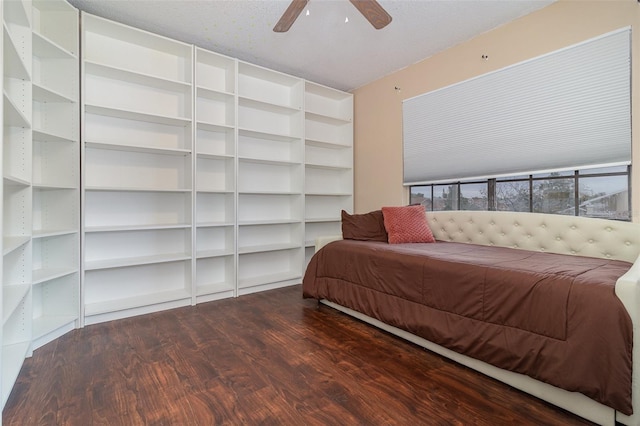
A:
4;285;594;425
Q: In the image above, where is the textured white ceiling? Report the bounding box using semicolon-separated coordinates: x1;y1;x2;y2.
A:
67;0;554;92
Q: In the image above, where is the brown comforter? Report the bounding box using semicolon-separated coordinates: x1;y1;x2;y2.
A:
302;239;634;414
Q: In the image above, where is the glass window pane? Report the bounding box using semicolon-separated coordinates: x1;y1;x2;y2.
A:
410;186;432;210
460;182;488;210
579;175;629;220
496;181;530;212
532;178;575;215
433;184;458;211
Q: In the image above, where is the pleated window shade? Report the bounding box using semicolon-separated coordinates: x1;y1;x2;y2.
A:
402;28;631;186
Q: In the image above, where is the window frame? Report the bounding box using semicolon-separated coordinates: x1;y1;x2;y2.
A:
409;166;631;221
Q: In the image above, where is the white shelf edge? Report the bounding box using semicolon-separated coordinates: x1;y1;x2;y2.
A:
3;91;32;128
85;223;191;233
2;284;31;324
3;24;31;80
84;104;191;127
196;283;235;296
32;183;77;190
305;217;341;223
238;156;301;167
196;221;235;228
32;30;76;59
84;289;192;316
32;128;76;143
32;315;77;340
32;267;77;285
238;127;300;143
196;189;235;194
305;162;351;171
238;243;301;254
238;271;301;289
305;138;351;149
84;186;192;193
85;140;191;156
238;219;302;226
305;110;352;125
196;249;234;259
32;82;74;103
84;60;191;91
305;192;352;197
238;95;302;115
196;152;234;160
84;253;191;271
197;121;235;133
32;229;78;239
238;190;302;196
196;85;235;99
3;236;31;256
3;175;30;187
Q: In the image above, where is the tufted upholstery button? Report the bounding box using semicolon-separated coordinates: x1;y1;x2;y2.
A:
570;225;576;230
555;236;561;241
571;250;576;254
540;247;546;252
514;222;519;227
605;253;612;258
500;232;505;236
541;224;547;229
588;239;594;244
606;227;612;232
513;244;518;248
626;241;631;246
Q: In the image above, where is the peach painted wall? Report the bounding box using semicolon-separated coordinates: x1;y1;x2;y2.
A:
352;0;640;221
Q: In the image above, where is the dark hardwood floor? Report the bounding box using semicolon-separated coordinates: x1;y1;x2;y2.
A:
4;285;594;425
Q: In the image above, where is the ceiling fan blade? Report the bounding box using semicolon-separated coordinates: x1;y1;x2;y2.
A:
273;0;309;32
349;0;392;30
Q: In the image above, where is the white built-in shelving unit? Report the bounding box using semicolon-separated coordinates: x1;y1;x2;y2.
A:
194;47;237;303
2;0;81;408
304;81;353;266
30;0;80;352
81;13;194;325
0;3;352;412
236;62;305;295
2;0;33;407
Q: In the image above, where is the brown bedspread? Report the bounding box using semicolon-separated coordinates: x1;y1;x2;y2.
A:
302;239;634;414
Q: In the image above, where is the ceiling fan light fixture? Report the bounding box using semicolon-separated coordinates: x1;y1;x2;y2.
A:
273;0;391;32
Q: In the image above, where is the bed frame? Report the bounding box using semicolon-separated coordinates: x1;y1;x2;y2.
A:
314;210;640;426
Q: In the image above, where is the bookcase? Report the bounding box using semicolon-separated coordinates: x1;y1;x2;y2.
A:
0;4;352;409
194;47;236;303
1;0;80;408
81;13;194;325
2;0;33;406
237;62;304;295
303;82;353;266
31;0;79;351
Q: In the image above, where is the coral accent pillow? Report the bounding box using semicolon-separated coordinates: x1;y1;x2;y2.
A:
341;210;388;242
381;205;435;244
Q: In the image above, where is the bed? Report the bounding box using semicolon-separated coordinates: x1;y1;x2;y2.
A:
302;210;640;426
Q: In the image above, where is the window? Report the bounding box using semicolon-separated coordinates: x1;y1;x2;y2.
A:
410;166;631;221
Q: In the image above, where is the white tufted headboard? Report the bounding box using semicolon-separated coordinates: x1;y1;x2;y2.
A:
426;210;640;264
315;210;640;264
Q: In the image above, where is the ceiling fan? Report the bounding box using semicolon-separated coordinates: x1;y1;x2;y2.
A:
273;0;392;32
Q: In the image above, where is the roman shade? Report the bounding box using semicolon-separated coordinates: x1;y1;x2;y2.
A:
402;28;631;185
